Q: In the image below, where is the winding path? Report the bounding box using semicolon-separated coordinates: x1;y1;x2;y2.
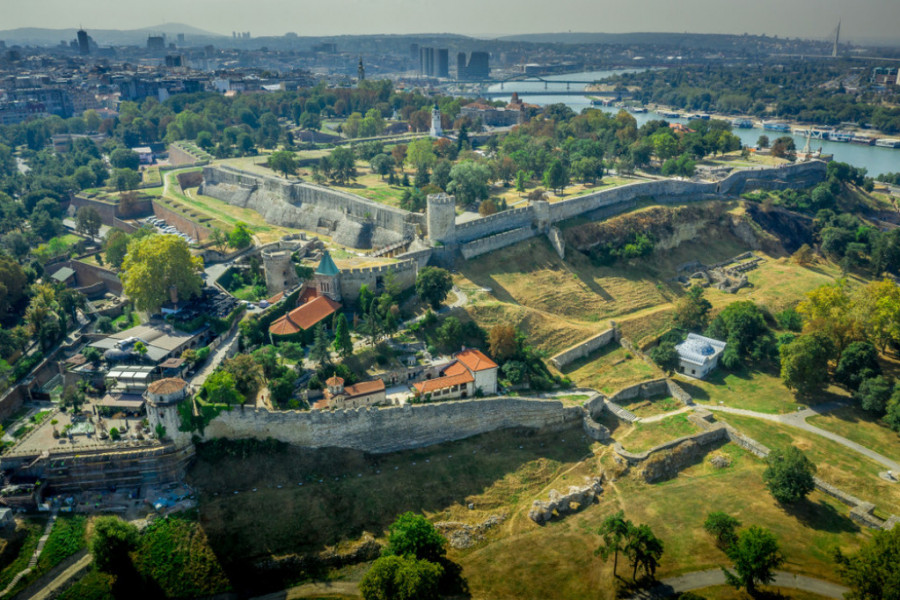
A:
628;569;849;599
697;402;900;472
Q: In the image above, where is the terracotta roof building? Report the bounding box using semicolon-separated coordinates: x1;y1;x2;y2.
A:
316;375;386;410
269;295;342;337
412;348;499;400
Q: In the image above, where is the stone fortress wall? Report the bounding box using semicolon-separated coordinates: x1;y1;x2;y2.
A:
339;259;418;303
200;397;584;454
199;161;824;261
200;165;425;249
428;161;827;258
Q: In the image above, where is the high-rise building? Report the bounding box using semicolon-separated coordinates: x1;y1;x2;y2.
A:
457;51;490;80
358;57;365;82
436;49;449;78
147;35;165;51
419;47;435;76
409;43;419;60
76;29;90;55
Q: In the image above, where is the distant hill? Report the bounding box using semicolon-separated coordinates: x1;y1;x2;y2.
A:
495;32;763;46
0;23;225;46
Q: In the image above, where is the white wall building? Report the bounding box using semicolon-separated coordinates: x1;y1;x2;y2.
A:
675;333;726;379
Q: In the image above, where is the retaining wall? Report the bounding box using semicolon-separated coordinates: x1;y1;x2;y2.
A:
550;327;617;369
202;397;583;454
459;227;536;259
151;200;212;242
201;166;425;249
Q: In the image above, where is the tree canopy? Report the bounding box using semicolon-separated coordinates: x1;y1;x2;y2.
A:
835;523;900;600
415;267;453;311
89;516;139;573
119;234;203;313
724;525;785;594
762;446;817;504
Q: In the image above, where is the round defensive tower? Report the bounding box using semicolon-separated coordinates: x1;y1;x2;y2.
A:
145;378;188;443
262;249;299;295
426;193;456;246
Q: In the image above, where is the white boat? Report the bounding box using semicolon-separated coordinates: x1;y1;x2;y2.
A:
829;131;852;143
875;138;900;148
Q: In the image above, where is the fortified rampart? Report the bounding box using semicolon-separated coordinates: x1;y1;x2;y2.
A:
200;166;426;249
429;161;827;259
202;397;583;454
340;259;418;303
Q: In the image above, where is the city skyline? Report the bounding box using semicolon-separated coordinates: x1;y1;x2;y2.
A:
2;0;900;44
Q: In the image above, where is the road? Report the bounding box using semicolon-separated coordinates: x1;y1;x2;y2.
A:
190;325;241;388
698;402;900;472
629;568;849;599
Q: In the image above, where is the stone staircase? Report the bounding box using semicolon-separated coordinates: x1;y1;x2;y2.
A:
604;400;638;423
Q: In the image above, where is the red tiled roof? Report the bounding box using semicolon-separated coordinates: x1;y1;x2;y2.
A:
269;296;341;335
413;370;474;394
267;291;285;304
147;378;187;395
326;375;344;387
454;349;498;372
345;379;385;397
443;361;469;377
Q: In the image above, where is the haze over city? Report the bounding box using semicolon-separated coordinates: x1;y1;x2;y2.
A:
3;0;900;43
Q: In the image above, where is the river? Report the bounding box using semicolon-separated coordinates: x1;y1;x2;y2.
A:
488;70;899;177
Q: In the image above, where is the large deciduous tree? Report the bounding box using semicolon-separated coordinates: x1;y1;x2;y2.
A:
762;446;816;504
75;206;102;241
724;526;785;595
415;267;453;311
89;516;139;574
835;519;900;599
120;234;203;313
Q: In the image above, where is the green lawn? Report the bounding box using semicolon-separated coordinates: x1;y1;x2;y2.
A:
619;412;702;452
808;406;899;463
720;413;900;516
456;443;866;600
564;345;661;395
674;366;848;415
616;395;682;419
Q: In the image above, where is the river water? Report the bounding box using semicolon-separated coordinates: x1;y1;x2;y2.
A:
488;70;899;177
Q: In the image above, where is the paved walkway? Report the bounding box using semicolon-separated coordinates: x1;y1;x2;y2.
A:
639;406;693;424
629;568;849;599
697;402;900;472
190;325;241;388
249;580;360;599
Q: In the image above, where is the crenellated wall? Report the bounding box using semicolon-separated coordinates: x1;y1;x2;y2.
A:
459;227;536;259
453;206;535;243
201;397;583;454
340;259;418;303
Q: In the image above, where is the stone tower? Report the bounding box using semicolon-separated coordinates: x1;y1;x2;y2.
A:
263;249;299;295
315;250;342;302
426;193;456;246
145;378;190;446
430;103;442;137
357;56;365;82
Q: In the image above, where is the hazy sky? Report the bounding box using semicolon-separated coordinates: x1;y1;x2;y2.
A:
4;0;900;42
